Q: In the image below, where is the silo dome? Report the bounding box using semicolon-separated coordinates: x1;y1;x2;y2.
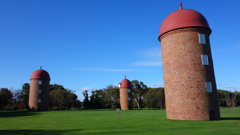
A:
30;69;50;80
159;8;211;38
119;77;131;88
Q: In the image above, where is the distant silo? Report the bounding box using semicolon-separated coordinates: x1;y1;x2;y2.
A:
158;4;220;120
119;76;133;110
29;67;50;111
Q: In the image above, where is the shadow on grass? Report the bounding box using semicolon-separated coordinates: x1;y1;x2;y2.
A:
221;117;240;120
0;111;39;117
0;129;82;135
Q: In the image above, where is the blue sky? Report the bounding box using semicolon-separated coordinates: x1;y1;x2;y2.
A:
1;0;240;100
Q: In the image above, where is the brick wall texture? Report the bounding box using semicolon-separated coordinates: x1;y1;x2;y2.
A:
120;87;133;110
159;28;220;120
29;79;50;111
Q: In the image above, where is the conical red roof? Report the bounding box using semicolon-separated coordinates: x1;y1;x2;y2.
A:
159;8;211;38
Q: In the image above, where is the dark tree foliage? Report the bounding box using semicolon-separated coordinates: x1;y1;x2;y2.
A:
143;87;165;109
0;88;13;111
237;92;240;106
67;90;78;109
103;85;120;109
218;90;228;107
89;90;105;109
11;89;22;102
7;89;22;110
217;89;239;111
131;80;148;109
49;84;78;110
86;85;120;109
20;83;30;109
82;90;90;109
50;84;65;91
3;81;240;111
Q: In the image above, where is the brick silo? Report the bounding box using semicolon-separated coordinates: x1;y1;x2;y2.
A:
158;4;220;120
119;76;133;110
29;67;50;111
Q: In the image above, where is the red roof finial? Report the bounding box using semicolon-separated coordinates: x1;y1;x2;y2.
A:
124;75;126;79
179;3;183;10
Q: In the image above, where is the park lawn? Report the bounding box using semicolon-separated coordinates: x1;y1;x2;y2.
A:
0;108;239;135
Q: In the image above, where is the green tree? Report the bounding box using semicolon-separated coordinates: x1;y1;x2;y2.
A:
49;84;78;110
103;85;120;109
0;88;13;111
217;90;239;111
217;90;227;107
89;89;105;109
49;88;78;110
8;89;22;110
50;84;65;91
224;91;238;112
131;80;148;109
82;90;90;109
67;90;78;109
20;83;30;109
143;87;165;109
49;89;66;110
237;92;240;106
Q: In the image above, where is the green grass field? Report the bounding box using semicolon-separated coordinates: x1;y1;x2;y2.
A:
0;108;240;135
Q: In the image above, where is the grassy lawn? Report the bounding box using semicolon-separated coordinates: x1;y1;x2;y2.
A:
0;108;240;135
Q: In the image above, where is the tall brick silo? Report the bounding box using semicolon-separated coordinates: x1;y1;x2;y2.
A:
158;4;220;120
29;67;50;111
119;76;133;110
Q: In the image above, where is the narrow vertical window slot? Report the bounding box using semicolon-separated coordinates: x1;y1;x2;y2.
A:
201;55;209;65
38;81;42;85
38;99;41;103
38;90;42;94
205;82;212;92
199;34;206;44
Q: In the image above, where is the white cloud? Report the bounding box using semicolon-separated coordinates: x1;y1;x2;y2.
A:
217;82;240;92
73;87;95;91
140;47;161;60
71;87;95;101
132;61;162;66
111;83;119;87
217;86;240;92
223;87;240;92
133;47;162;66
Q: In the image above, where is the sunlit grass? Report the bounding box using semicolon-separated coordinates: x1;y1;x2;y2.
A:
0;108;239;135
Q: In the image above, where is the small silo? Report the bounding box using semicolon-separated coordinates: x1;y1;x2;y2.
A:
29;67;50;111
119;76;133;110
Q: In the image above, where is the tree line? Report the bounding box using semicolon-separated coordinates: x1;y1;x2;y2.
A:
0;83;80;111
82;80;240;111
82;80;166;110
0;80;240;111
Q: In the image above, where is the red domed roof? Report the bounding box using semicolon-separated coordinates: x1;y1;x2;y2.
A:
119;77;132;88
30;69;50;80
159;8;211;38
